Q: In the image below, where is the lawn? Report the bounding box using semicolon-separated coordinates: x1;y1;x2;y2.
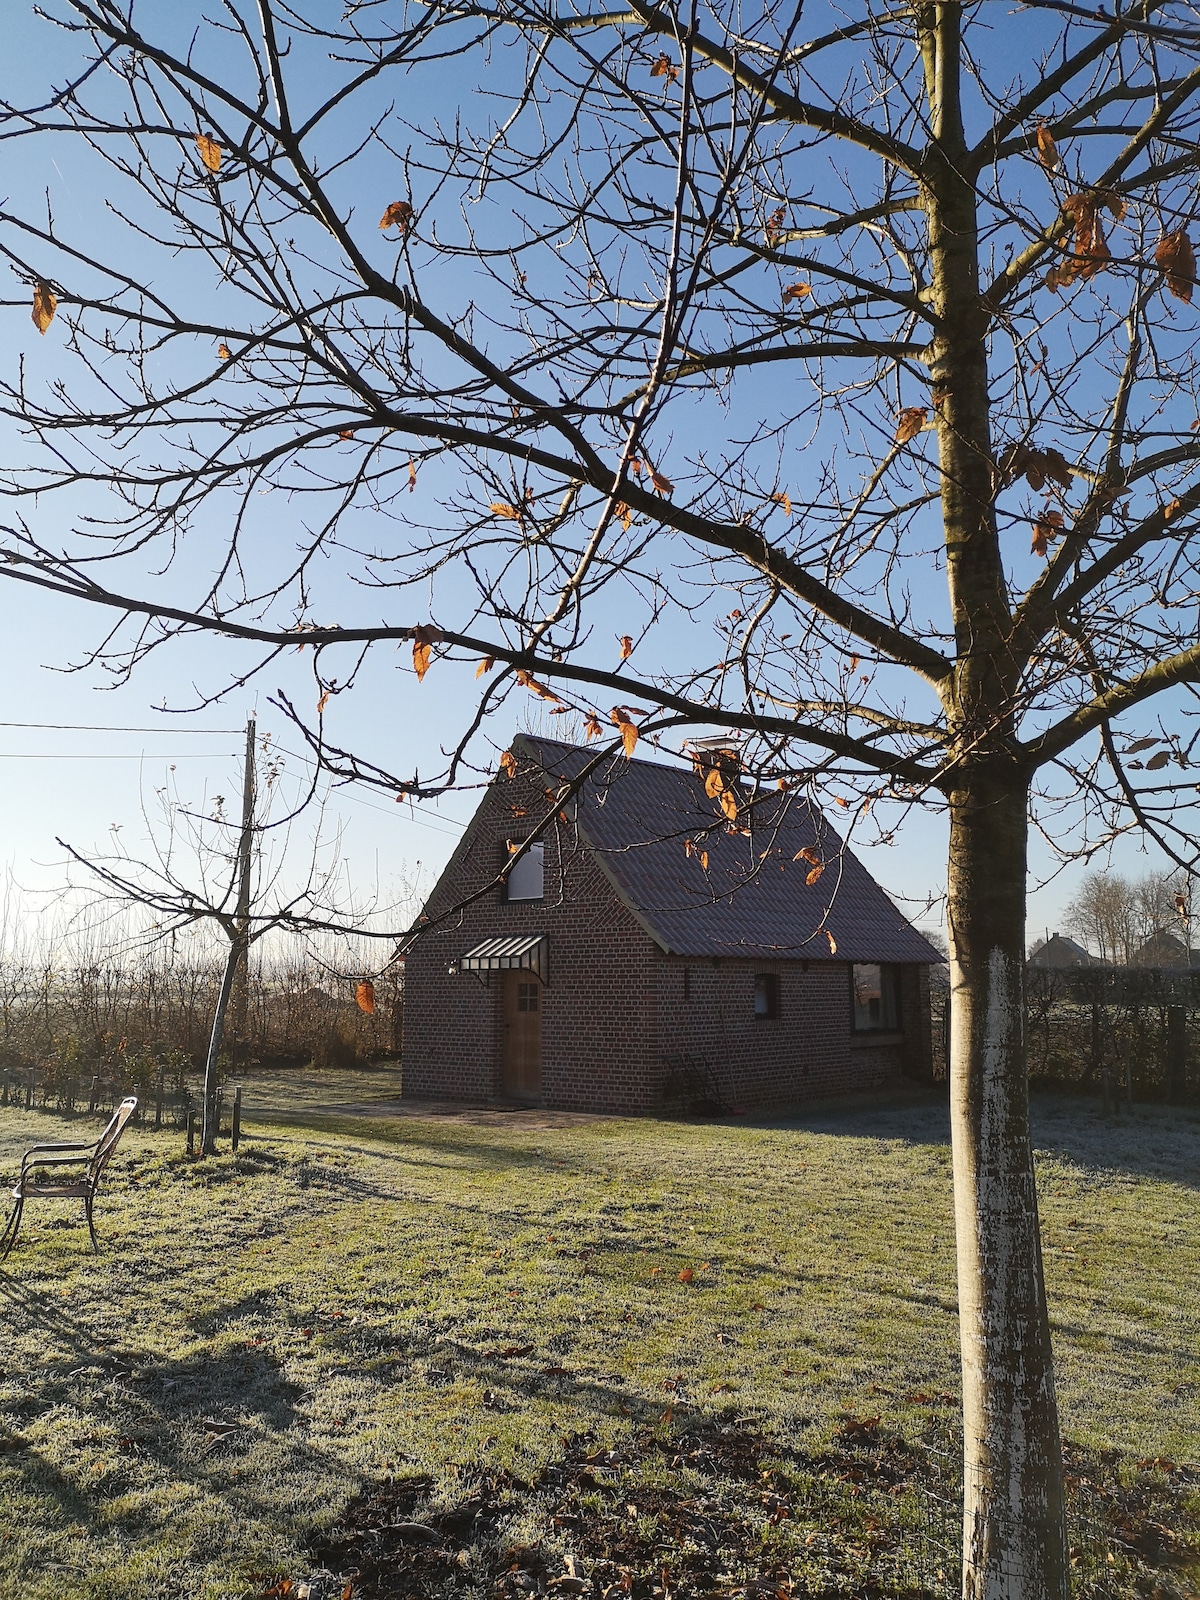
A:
0;1088;1197;1600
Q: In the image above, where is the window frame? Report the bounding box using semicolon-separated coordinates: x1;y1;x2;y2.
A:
753;971;781;1021
503;839;545;903
851;962;900;1033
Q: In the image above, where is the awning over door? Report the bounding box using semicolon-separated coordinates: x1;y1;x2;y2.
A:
460;934;548;981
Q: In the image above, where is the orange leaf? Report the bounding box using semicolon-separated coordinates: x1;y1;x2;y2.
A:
619;635;634;660
650;469;673;495
408;459;417;493
489;501;521;520
379;199;414;231
823;929;837;954
515;668;561;702
584;713;603;741
338;429;353;441
615;501;632;532
684;838;694;858
805;865;824;885
895;407;928;445
195;132;222;173
719;789;738;822
355;980;376;1015
31;283;56;334
500;749;518;778
1035;123;1059;171
649;52;678;82
475;656;494;677
317;689;331;714
794;846;821;865
772;490;792;517
678;1268;695;1283
1164;498;1183;522
411;623;440;682
782;282;811;304
218;343;232;361
699;850;709;870
629;457;643;476
1156;231;1196;303
610;707;638;757
764;205;786;246
704;768;725;798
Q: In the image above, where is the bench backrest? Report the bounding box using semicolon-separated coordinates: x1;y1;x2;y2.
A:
88;1097;138;1186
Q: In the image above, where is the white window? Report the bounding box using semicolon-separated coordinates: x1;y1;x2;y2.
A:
506;841;545;901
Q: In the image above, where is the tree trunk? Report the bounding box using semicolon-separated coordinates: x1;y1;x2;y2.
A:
947;775;1068;1600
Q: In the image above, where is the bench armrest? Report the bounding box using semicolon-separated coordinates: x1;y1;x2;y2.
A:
20;1151;94;1176
20;1141;96;1157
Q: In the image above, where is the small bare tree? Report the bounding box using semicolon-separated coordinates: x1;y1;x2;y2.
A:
4;1;1200;1591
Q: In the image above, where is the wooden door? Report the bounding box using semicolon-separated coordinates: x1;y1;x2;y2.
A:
502;971;542;1099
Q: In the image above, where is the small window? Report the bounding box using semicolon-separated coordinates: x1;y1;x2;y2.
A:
505;841;544;901
852;963;899;1031
517;981;539;1012
754;972;780;1020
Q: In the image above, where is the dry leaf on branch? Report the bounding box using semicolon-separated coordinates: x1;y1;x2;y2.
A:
515;668;561;702
700;849;709;870
1176;892;1188;914
1155;230;1196;303
499;749;518;778
1035;123;1059;171
317;689;331;714
619;635;634;660
764;206;786;245
355;980;376;1015
411;623;441;682
650;468;673;495
719;790;739;823
823;929;838;954
1145;750;1171;770
894;407;928;445
782;282;811;304
806;865;824;885
610;707;638;757
408;459;417;493
475;656;494;678
1045;192;1120;290
338;429;353;441
1164;497;1183;522
195;132;222;172
379;200;414;231
704;768;725;798
772;490;792;517
1030;508;1065;558
583;713;603;741
31;283;56;334
489;501;522;520
794;846;821;865
218;343;232;361
614;501;632;532
1123;736;1160;754
649;52;679;82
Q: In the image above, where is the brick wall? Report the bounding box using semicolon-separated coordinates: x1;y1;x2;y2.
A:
401;764;662;1113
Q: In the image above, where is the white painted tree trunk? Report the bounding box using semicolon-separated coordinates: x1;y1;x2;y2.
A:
947;781;1067;1600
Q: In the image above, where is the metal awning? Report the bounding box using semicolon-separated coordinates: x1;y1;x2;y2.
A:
459;934;548;981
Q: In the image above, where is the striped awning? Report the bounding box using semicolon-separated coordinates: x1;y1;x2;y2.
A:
460;934;548;980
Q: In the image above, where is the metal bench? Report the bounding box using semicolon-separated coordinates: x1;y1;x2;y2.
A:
0;1096;138;1260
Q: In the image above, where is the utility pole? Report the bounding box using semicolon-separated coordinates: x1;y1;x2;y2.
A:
201;718;256;1156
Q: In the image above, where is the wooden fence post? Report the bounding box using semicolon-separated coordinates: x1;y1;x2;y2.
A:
25;1078;33;1110
231;1086;242;1153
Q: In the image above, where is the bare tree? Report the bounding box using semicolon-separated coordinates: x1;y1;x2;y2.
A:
1064;868;1191;964
4;1;1200;1591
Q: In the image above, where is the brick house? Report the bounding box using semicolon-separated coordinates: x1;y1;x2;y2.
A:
400;734;940;1114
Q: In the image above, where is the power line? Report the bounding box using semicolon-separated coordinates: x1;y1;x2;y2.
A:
0;752;235;760
0;721;243;733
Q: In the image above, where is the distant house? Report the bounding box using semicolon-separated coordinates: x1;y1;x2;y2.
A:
1133;930;1195;969
1029;934;1094;968
400;735;940;1115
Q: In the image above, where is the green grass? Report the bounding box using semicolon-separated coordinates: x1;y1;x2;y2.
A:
0;1089;1196;1599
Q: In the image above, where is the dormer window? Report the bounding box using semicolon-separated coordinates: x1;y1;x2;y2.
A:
505;841;545;902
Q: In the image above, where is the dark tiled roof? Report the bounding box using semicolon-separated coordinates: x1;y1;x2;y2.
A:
515;735;940;963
